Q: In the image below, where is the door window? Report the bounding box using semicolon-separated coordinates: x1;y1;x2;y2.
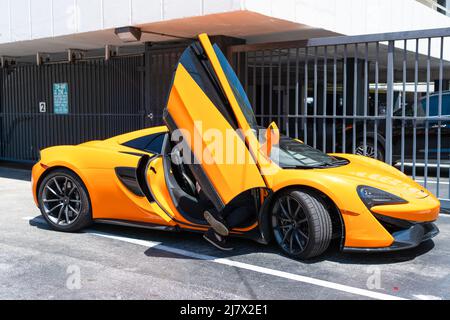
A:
213;44;259;131
179;46;238;129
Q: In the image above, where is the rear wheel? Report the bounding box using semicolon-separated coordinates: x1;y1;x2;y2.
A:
271;190;332;259
38;169;92;232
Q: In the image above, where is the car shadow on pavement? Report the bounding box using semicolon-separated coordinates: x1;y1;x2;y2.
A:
142;231;436;265
28;215;436;265
302;240;435;265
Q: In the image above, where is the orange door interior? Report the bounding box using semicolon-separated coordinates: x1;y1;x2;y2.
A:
164;36;266;212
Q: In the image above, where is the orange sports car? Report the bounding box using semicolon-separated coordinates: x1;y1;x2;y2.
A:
31;34;440;259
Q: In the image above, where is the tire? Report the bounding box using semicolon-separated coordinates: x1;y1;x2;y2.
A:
38;168;92;232
355;140;385;161
271;190;332;260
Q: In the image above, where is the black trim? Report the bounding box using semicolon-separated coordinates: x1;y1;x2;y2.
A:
373;213;415;230
257;190;276;245
94;219;177;232
136;154;158;203
114;167;145;197
343;222;439;253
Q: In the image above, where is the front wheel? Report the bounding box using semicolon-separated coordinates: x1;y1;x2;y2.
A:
38;168;92;232
272;190;332;260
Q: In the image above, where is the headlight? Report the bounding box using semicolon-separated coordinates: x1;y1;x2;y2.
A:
357;185;407;209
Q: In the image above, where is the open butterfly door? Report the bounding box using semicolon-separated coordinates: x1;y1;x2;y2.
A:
163;34;267;211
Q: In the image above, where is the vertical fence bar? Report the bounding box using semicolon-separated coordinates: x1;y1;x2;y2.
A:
244;52;248;100
352;44;358;154
303;48;309;145
342;45;347;153
374;42;379;160
278;50;282;128
269;50;273;124
286;49;291;135
413;38;419;180
437;37;443;198
401;39;407;172
313;47;318;149
424;38;431;187
332;45;337;153
261;50;265;127
253;51;257;112
322;46;327;153
295;48;299;139
385;40;394;166
363;42;368;156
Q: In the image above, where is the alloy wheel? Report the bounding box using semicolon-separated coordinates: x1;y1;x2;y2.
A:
272;195;310;256
42;175;82;226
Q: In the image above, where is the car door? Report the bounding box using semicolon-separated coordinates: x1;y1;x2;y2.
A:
163;34;267;212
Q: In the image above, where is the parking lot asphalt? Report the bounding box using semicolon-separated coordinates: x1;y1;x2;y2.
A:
1;166;450;300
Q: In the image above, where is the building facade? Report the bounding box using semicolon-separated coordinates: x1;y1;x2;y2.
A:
1;1;450;207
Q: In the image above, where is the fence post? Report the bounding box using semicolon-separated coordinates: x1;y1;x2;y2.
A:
385;40;394;166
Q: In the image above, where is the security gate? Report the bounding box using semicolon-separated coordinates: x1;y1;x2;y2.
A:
144;43;186;126
229;28;450;209
0;56;145;162
0;42;189;163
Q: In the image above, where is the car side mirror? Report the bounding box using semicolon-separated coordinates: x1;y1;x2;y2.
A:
261;122;280;157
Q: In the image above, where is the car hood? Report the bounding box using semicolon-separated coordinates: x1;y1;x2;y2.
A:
323;154;429;200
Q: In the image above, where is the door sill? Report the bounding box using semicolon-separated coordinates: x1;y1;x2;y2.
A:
94;219;177;232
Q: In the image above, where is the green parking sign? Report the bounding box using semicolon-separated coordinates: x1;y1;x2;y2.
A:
53;83;69;114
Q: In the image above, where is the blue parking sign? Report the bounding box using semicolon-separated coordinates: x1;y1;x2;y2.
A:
53;83;69;114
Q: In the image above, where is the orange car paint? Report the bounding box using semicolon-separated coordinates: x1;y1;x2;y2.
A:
32;34;440;251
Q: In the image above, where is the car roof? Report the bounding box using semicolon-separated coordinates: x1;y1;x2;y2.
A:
105;126;168;144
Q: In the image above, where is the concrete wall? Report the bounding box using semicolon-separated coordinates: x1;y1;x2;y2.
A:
244;0;450;37
0;0;449;45
0;0;242;43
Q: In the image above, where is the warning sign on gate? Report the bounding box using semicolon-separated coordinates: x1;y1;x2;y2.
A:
53;83;69;114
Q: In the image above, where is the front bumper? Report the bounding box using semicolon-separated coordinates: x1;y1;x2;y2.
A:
343;221;439;253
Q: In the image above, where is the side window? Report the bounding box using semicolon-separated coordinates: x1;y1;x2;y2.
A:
123;133;166;154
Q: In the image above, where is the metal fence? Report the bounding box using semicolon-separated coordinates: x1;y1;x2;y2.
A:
229;28;450;209
0;56;145;162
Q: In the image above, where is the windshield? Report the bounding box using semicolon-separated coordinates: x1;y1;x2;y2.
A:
213;44;259;131
270;136;348;169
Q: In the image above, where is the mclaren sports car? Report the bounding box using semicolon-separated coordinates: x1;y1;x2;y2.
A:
32;34;440;259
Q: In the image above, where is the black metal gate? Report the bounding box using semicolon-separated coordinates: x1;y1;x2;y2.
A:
144;43;186;127
228;27;450;209
0;56;145;162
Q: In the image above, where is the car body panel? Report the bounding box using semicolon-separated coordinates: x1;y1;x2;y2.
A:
31;34;440;254
267;153;440;248
32;126;172;225
164;37;266;211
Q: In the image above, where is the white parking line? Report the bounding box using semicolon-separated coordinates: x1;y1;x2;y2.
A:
24;215;407;300
87;229;406;300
